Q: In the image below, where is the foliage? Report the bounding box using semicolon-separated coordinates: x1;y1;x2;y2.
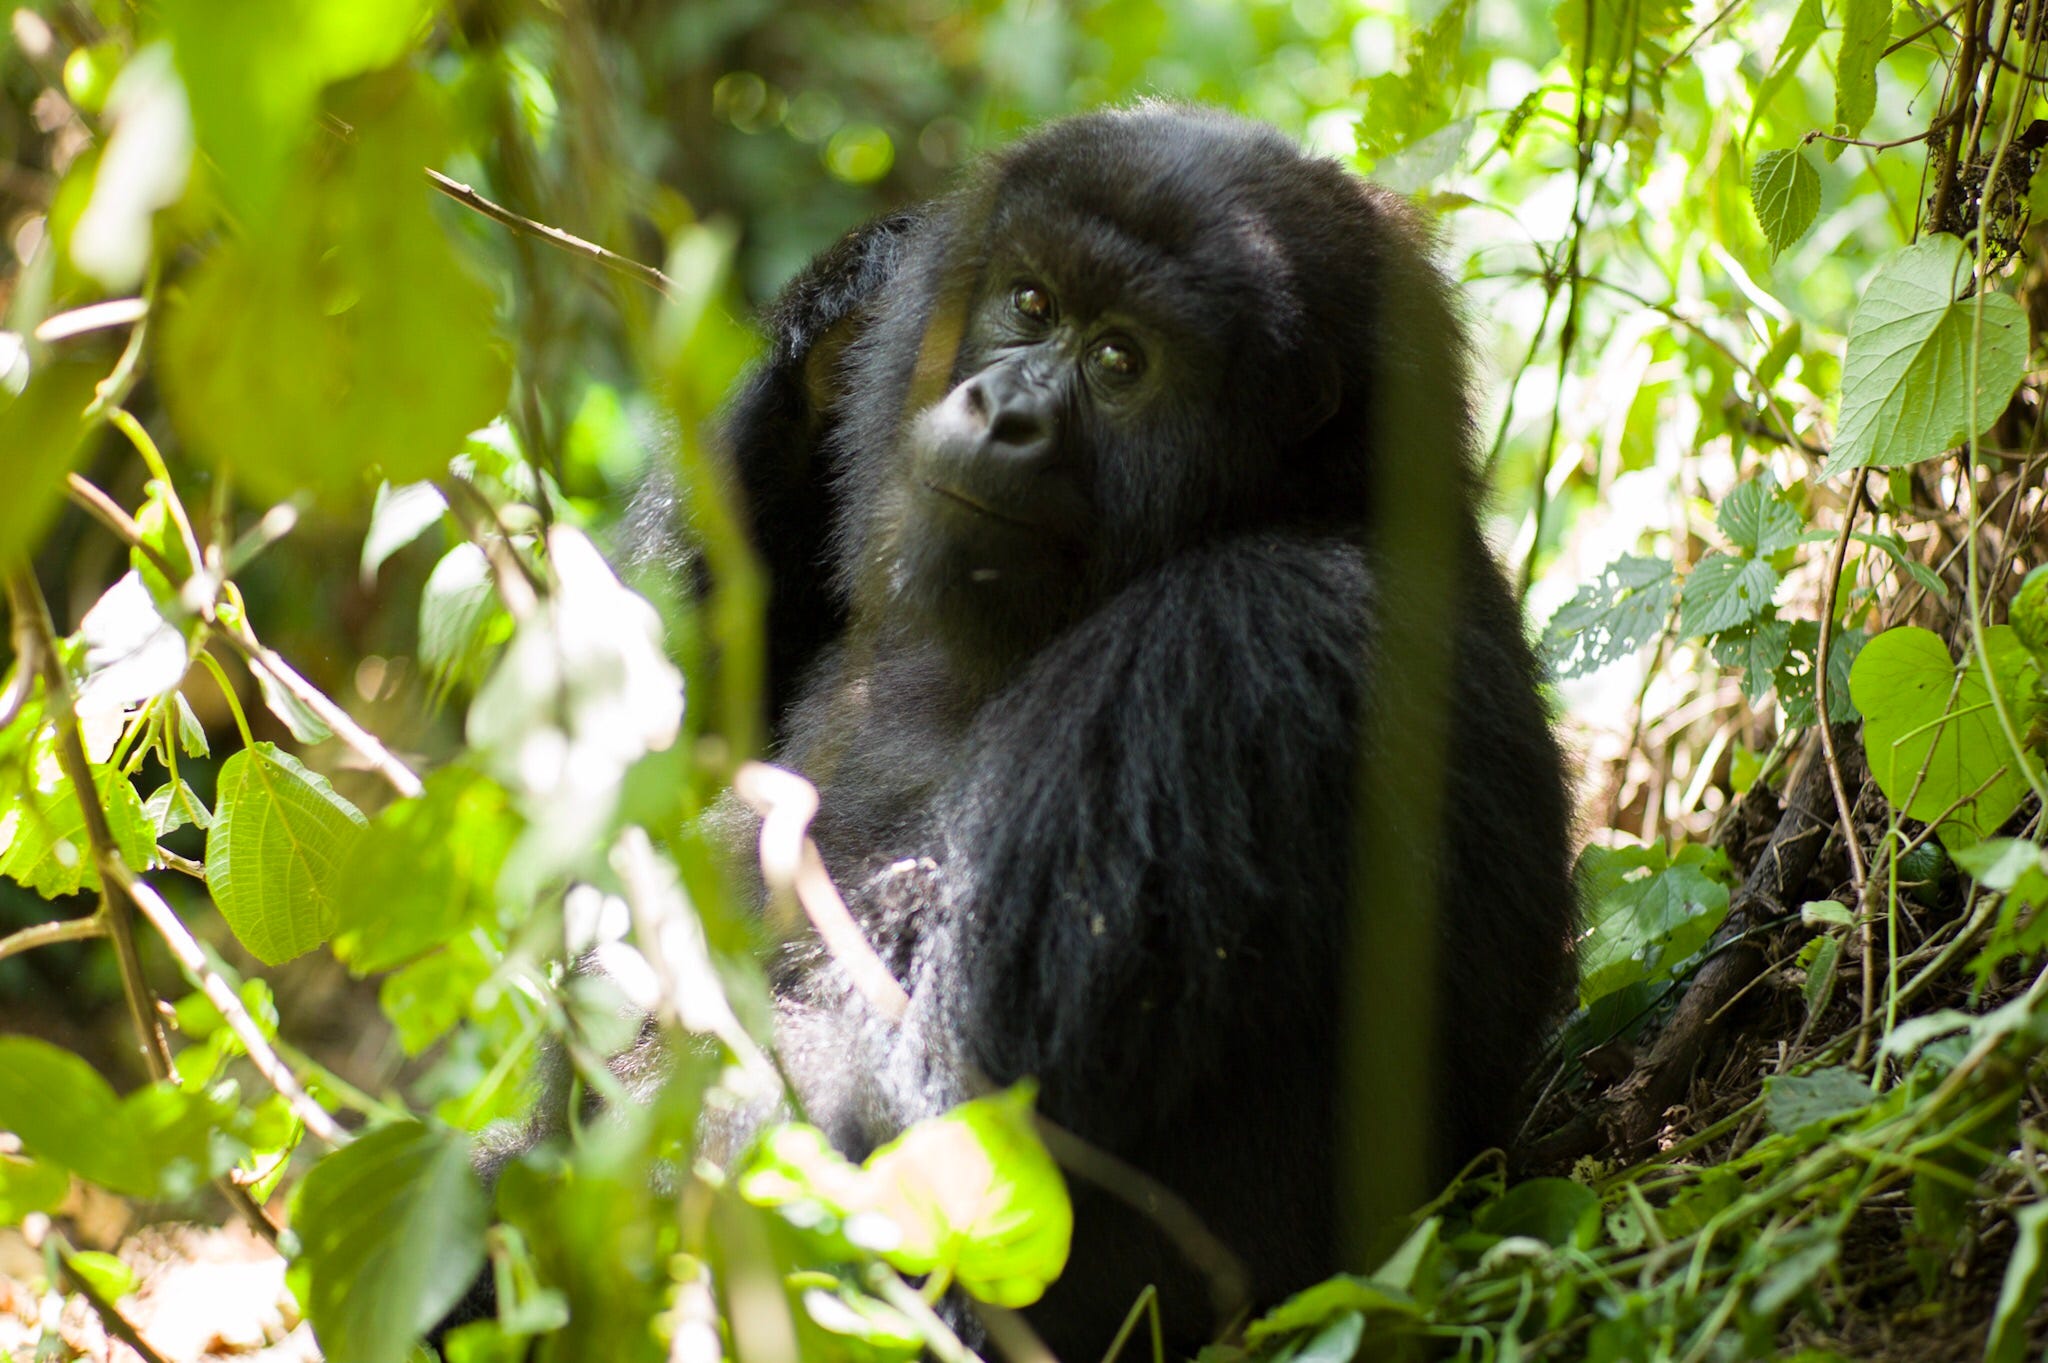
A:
8;0;2048;1359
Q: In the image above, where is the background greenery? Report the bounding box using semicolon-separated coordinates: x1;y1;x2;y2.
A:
5;0;2048;1359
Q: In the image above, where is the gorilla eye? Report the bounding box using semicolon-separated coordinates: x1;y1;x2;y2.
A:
1010;283;1054;322
1089;338;1143;378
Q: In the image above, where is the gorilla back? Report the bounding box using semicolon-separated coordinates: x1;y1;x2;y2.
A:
684;106;1572;1357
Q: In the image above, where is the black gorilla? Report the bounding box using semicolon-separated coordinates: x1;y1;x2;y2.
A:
679;105;1577;1357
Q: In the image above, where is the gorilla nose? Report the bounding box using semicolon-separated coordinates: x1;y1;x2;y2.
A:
965;371;1056;459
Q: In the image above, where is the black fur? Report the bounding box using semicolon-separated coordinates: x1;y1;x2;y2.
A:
712;107;1576;1357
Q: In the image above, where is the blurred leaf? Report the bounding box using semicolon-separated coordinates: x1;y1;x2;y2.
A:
1763;1067;1869;1134
161;0;433;217
0;1152;70;1222
1987;1200;2048;1363
419;542;509;691
0;1037;231;1198
1824;237;2030;476
205;742;368;964
1832;0;1893;147
1474;1178;1601;1249
294;1121;487;1363
0;350;100;564
160;78;509;509
1744;0;1823;140
64;1251;139;1303
362;480;450;587
863;1084;1071;1308
72;570;190;727
332;765;518;972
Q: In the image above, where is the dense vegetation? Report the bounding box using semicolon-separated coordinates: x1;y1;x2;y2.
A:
6;0;2048;1359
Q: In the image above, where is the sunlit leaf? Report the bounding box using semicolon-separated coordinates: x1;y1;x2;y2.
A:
1749;149;1819;257
205;742;367;964
1825;237;2030;476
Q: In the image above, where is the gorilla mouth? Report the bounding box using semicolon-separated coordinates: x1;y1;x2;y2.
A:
920;479;1043;532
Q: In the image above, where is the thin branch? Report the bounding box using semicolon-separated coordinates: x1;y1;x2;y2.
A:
65;474;181;586
113;861;350;1148
4;569;172;1080
54;1241;171;1363
0;913;106;963
214;628;423;799
1812;471;1876;1064
425;167;677;299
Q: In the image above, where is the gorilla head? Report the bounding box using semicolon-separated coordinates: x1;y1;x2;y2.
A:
815;108;1471;675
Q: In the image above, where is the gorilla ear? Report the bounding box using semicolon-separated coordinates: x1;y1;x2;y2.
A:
1287;354;1345;441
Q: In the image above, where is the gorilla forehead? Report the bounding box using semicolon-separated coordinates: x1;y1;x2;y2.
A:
975;108;1307;335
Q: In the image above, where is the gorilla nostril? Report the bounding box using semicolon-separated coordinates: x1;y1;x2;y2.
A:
987;405;1047;448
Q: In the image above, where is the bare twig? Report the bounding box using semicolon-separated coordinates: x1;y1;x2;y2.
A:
0;914;106;963
53;1241;171;1363
213;628;423;800
113;862;350;1148
425;167;677;298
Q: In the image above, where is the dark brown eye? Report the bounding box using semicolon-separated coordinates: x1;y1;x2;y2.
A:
1090;338;1142;378
1010;283;1053;322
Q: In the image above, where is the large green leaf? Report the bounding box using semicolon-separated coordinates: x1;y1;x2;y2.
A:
1824;237;2030;475
330;765;518;973
1850;625;2044;850
862;1085;1072;1308
0;352;100;565
1831;0;1892;146
0;1037;230;1198
1576;842;1732;1005
160;0;433;217
294;1121;487;1363
160;78;509;509
205;742;367;964
1678;552;1779;636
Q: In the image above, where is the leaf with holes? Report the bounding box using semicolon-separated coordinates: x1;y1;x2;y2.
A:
1719;475;1804;558
1824;237;2030;475
1542;554;1676;678
206;743;366;964
1679;553;1779;636
1750;150;1819;257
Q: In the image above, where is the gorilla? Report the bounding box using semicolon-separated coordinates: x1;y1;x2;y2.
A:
683;105;1577;1357
454;105;1575;1360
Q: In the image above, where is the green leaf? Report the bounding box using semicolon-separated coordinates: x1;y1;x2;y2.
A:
294;1122;487;1363
419;544;508;692
1752;1233;1838;1314
1850;626;2043;850
205;742;368;964
1718;474;1805;557
1543;554;1676;678
65;1250;138;1303
161;0;433;218
1802;932;1842;1018
159;78;509;510
1679;553;1779;637
1474;1178;1601;1249
0;1151;71;1222
0;710;156;896
1577;842;1732;1005
1824;237;2031;476
1832;0;1893;146
331;766;518;973
0;352;101;565
1749;149;1820;256
1987;1201;2048;1363
0;1037;230;1198
863;1085;1072;1308
1763;1066;1870;1134
1744;0;1824;140
1246;1279;1418;1344
1712;618;1793;702
144;779;212;835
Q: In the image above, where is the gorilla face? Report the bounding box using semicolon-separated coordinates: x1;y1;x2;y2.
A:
870;113;1341;666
